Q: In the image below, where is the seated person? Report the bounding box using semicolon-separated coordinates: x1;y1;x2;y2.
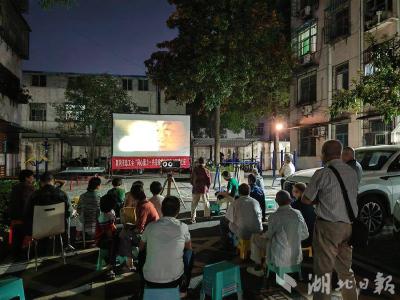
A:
291;182;316;247
118;192;137;271
107;177;125;217
149;181;164;217
229;183;263;241
134;185;159;234
248;174;266;221
139;196;193;297
218;171;239;200
95;193;117;279
76;177;101;239
266;190;308;271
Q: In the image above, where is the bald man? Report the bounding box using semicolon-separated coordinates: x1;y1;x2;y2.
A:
302;140;359;300
342;146;363;183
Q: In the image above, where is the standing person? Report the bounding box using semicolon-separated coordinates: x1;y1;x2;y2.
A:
139;196;193;297
342;146;363;184
251;168;265;192
27;172;72;237
107;177;125;217
279;153;295;189
8;170;35;259
149;181;164;217
76;177;101;239
190;157;211;223
302;140;359;300
248;174;266;221
134;185;159;234
290;182;315;247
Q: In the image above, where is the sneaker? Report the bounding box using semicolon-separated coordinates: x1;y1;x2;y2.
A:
247;266;264;277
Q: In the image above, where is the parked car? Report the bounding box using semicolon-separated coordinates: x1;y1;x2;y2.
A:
284;145;400;235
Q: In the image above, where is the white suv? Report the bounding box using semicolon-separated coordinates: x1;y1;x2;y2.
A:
284;145;400;235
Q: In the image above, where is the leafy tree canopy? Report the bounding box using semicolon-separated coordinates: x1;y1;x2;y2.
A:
54;75;136;161
146;0;292;131
331;36;400;122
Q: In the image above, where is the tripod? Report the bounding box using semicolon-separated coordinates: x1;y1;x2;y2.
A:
161;172;187;208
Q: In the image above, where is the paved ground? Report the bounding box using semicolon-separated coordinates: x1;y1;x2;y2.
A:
1;174;399;299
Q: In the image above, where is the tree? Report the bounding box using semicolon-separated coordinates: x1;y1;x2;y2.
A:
331;36;400;122
146;0;292;164
54;75;136;164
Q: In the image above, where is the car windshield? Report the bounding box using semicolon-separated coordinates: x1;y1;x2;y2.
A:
355;150;396;171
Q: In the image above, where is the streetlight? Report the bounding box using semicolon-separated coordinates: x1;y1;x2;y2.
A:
273;122;284;178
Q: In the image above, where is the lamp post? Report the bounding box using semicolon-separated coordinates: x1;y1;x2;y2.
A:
273;122;283;178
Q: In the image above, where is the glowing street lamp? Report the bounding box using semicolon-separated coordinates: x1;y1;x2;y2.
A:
275;123;284;132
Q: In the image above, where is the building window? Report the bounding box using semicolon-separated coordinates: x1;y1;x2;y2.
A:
31;75;47;87
298;73;317;105
138;79;149;91
29;103;46;121
122;79;133;91
363;118;393;145
335;62;349;90
334;123;348;147
299;128;316;156
292;21;317;58
325;0;350;42
256;123;264;136
137;106;149;113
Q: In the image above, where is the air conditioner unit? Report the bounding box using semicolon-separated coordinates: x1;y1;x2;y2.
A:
311;126;326;137
302;105;313;116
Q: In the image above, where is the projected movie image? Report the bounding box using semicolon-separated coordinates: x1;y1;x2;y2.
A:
112;114;191;169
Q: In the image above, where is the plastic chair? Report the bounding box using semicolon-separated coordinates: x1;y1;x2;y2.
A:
28;202;66;270
266;262;303;281
96;248;109;271
302;246;313;258
143;287;180;300
237;239;251;260
0;276;25;300
200;261;243;300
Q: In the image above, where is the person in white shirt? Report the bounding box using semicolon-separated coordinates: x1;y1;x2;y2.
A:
247;190;309;277
229;183;263;240
139;196;193;296
149;181;164;217
279;153;296;189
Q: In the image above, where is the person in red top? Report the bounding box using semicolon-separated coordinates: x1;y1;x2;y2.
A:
190;157;211;223
133;184;159;233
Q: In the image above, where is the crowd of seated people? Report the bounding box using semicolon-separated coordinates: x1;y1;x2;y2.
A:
8;167;317;298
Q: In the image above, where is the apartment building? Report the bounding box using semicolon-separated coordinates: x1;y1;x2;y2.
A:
0;0;30;177
20;71;186;172
289;0;400;169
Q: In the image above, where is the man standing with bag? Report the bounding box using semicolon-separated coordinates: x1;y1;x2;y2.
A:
302;140;359;300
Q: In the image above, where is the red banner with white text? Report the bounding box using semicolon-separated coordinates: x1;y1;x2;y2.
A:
111;156;191;170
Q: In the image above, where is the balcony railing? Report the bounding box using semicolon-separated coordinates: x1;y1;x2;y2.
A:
0;0;30;59
364;0;394;31
0;63;29;104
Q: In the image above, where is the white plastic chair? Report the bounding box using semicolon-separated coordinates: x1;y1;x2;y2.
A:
28;202;66;270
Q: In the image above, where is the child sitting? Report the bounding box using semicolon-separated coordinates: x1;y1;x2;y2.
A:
118;190;137;271
149;181;164;217
95;193;118;279
107;178;125;218
291;182;316;247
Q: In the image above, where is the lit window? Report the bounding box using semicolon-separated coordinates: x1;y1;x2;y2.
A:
293;22;317;57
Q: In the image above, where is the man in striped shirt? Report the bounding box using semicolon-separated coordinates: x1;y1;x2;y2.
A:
302;140;359;300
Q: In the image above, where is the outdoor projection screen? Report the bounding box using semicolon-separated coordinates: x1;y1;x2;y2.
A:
112;113;191;169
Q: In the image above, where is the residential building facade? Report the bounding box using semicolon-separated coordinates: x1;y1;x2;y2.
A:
20;71;186;172
289;0;400;169
0;0;30;177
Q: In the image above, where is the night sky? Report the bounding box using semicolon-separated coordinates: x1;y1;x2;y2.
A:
23;0;176;75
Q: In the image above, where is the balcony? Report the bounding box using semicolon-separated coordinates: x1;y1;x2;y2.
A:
364;0;395;31
0;0;30;59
